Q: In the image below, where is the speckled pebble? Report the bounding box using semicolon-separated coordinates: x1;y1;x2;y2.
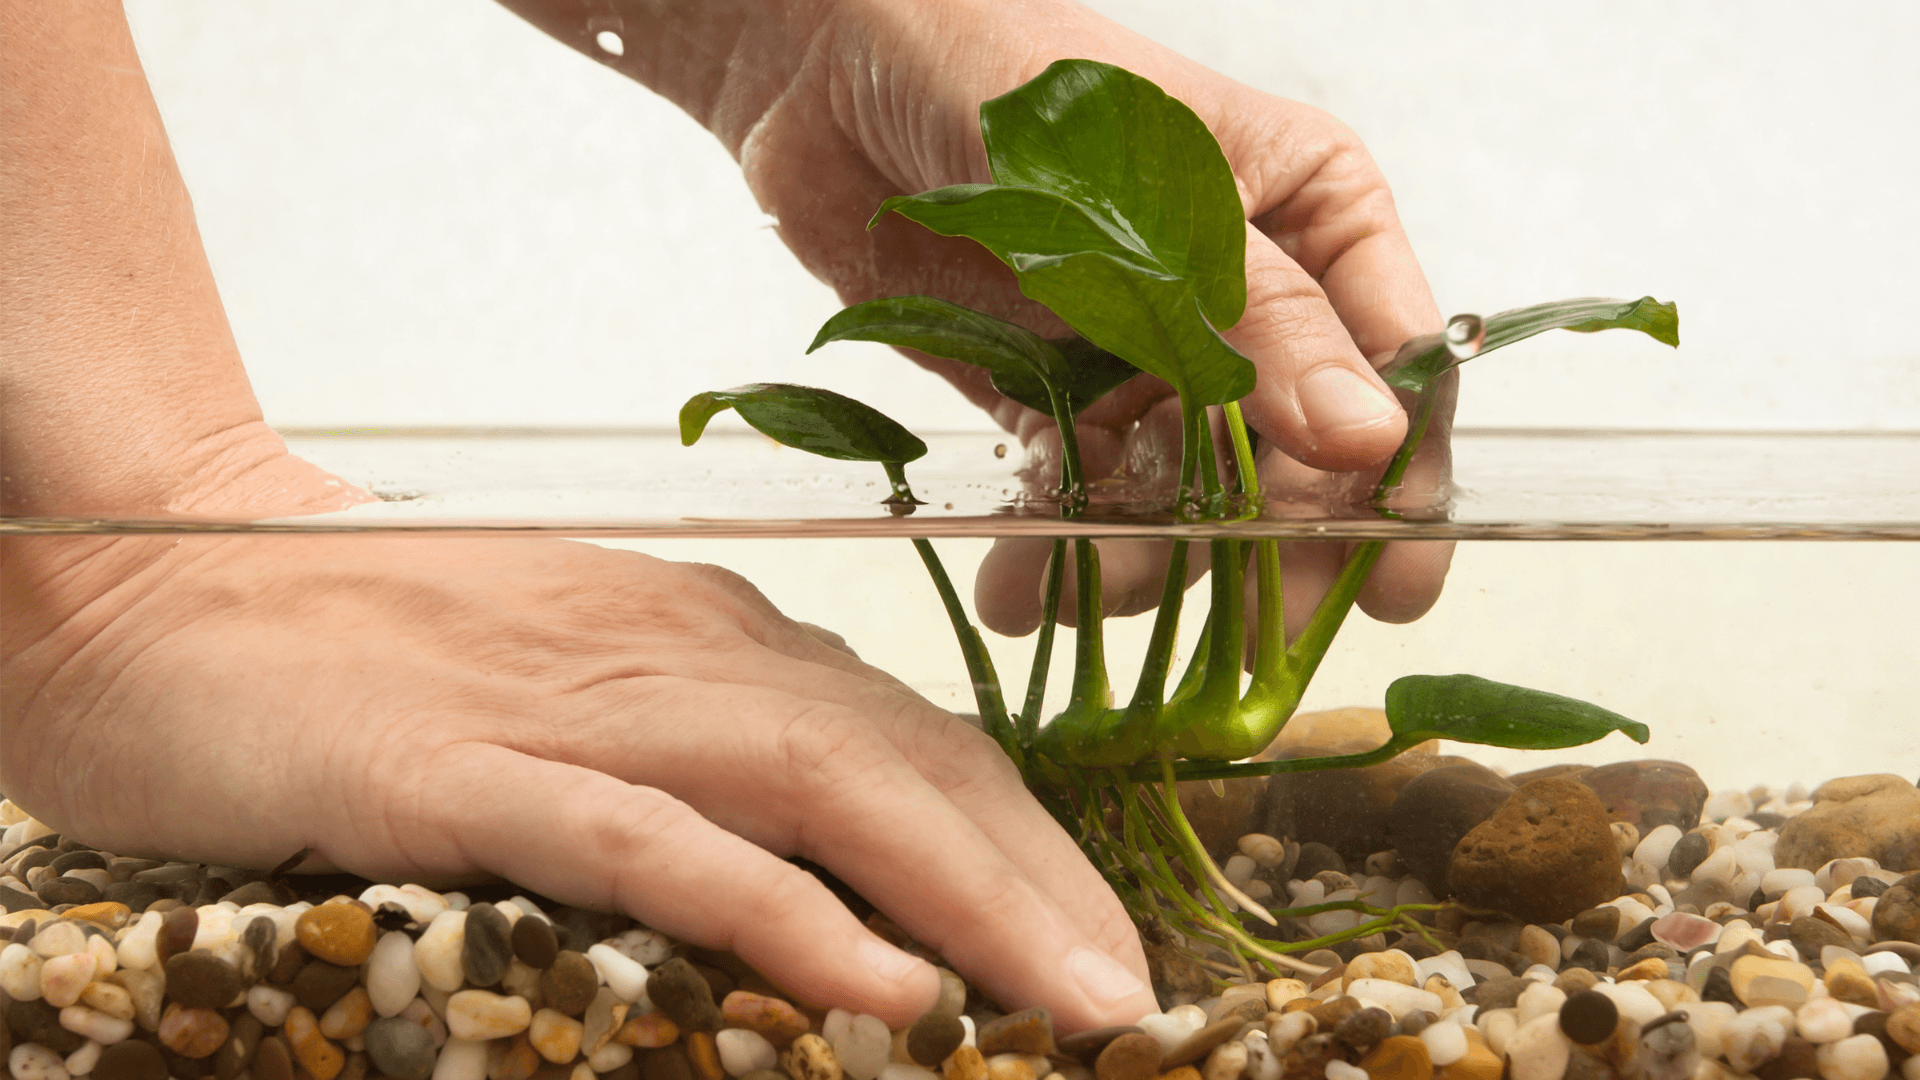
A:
296;903;379;967
364;1016;438;1080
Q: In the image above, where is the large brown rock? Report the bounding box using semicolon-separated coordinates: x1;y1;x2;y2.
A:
1385;763;1516;893
1260;750;1469;861
1775;774;1920;871
1575;760;1710;833
1175;778;1266;861
1447;777;1623;924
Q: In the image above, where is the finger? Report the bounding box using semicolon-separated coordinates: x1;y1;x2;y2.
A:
391;741;942;1025
1357;539;1456;623
567;690;1154;1030
1226;225;1408;471
528;673;1150;1007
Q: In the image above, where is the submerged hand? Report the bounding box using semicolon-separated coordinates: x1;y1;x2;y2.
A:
722;0;1454;635
0;528;1155;1030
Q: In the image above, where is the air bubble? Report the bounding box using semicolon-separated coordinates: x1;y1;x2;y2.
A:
1444;313;1485;360
594;30;625;56
993;444;1008;459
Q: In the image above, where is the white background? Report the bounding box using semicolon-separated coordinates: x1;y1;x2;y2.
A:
122;2;1920;789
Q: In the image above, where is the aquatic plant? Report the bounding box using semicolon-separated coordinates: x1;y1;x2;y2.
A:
682;60;1678;981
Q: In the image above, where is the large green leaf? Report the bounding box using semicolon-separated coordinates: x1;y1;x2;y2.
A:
874;185;1161;277
1015;250;1256;406
678;383;926;463
1384;297;1680;394
808;296;1140;416
979;59;1246;328
1382;674;1650;752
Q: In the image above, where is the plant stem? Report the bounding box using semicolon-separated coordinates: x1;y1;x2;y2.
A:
1048;389;1088;510
1221;402;1261;503
1158;759;1274;925
1018;538;1068;746
910;537;1018;767
1371;385;1441;514
1066;538;1111;717
1126;540;1189;715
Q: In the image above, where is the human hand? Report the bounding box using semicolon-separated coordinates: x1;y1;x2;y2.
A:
0;527;1156;1030
716;0;1454;636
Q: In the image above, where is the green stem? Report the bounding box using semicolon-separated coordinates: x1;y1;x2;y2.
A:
1371;384;1441;517
1017;538;1068;746
1067;538;1110;717
1194;539;1246;711
1221;402;1261;502
1125;540;1190;715
910;537;1018;768
1048;388;1088;512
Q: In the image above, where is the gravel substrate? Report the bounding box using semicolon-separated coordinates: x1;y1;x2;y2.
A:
2;783;1918;1080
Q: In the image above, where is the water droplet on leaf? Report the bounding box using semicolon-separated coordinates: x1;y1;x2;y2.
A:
1445;313;1485;360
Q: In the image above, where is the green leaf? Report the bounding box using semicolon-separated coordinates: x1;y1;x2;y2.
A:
1384;296;1680;394
979;59;1246;328
875;185;1162;278
1382;674;1651;752
808;295;1141;416
1015;250;1256;406
677;383;927;464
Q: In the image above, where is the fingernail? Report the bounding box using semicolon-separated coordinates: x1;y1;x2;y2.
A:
1067;945;1146;1009
1298;366;1399;438
858;936;926;987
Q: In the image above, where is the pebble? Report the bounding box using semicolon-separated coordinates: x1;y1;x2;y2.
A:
717;1029;779;1077
297;903;379;967
618;1013;682;1049
165;949;244;1009
650;958;725;1033
364;929;421;1018
155;905;197;966
531;1008;586;1062
1092;1032;1161;1080
414;909;468;993
588;941;650;1003
511;914;559;969
1730;955;1816;1007
1815;1033;1890;1080
9;1042;68;1080
789;1033;843;1080
40;949;97;1007
160;1001;233;1059
976;1008;1055;1057
461;902;514;987
1504;1014;1571;1080
447;989;533;1041
905;1011;965;1066
540;950;600;1016
1421;1021;1468;1067
91;1039;168;1080
831;1014;892;1080
366;1016;439;1080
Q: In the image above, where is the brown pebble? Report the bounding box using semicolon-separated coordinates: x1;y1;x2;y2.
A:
492;1033;542;1080
1156;1068;1202;1080
618;1013;683;1049
285;1005;347;1080
1307;996;1364;1031
252;1036;296;1080
296;903;379;967
1093;1032;1162;1080
166;950;246;1009
942;1045;987;1080
339;1050;370;1080
907;1011;967;1066
723;990;812;1048
320;985;374;1041
1887;1003;1920;1055
158;1002;231;1059
1163;1017;1244;1069
1058;1027;1144;1066
93;1039;170;1080
1616;957;1670;982
1358;1036;1431;1080
214;1013;266;1080
1433;1030;1502;1080
686;1031;727;1080
63;901;132;930
269;939;309;984
539;950;600;1015
512;914;560;968
292;958;361;1013
644;1046;696;1080
156;905;198;966
978;1006;1057;1057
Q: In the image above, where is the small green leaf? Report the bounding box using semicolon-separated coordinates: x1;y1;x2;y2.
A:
875;186;1161;277
1015;250;1256;406
676;383;927;464
1382;674;1651;752
1384;296;1680;394
1048;336;1142;414
979;59;1246;328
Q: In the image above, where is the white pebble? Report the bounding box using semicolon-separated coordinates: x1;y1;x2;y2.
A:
1635;825;1684;870
1506;1013;1572;1080
590;1042;635;1073
1817;904;1873;941
1242;1030;1281;1080
1203;1039;1248;1080
368;930;422;1018
114;912;161;971
1168;1003;1208;1031
414;909;468;992
398;884;450;923
63;1040;100;1077
1478;1008;1519;1056
0;942;45;1000
59;1004;131;1045
442;891;470;910
1415;951;1476;990
586;943;649;1003
1693;845;1740;887
1703;790;1754;822
1238;833;1286;867
1592;981;1666;1026
1137;1013;1190;1056
446;989;532;1041
10;1042;70;1080
608;928;674;967
833;1013;893;1080
1762;868;1818;899
1324;1062;1366;1080
1797;998;1854;1044
1397;877;1436;906
1723;1005;1796;1073
958;1014;975;1049
1347;979;1442;1020
1816;1033;1889;1080
1268;1010;1315;1055
1863;952;1912;976
403;997;451;1047
1421;1020;1468;1067
717;1028;778;1077
31;921;86;959
432;1036;488;1080
1516;981;1567;1025
1223;854;1257;887
1686;1001;1739;1061
248;983;295;1027
40;950;96;1008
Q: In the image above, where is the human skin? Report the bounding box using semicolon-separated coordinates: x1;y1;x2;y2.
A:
2;0;1449;1030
